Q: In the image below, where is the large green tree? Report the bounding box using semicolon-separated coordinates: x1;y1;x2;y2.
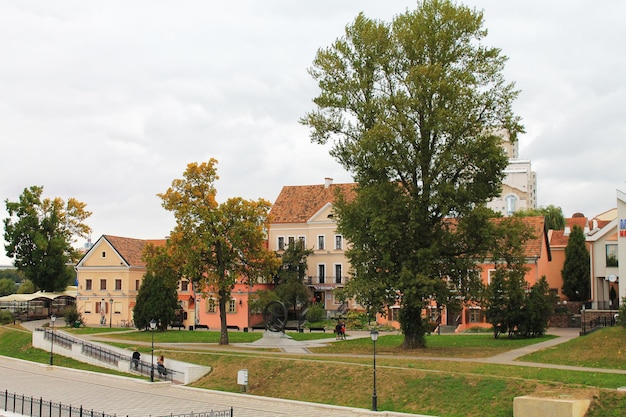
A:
561;225;591;301
301;0;523;348
159;159;280;344
4;186;91;292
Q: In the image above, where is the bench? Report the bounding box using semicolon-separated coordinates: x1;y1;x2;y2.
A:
169;322;185;330
250;324;266;331
227;325;240;331
308;327;326;332
193;324;209;330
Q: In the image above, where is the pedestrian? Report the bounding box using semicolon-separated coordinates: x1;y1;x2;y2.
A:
157;354;167;376
131;348;140;370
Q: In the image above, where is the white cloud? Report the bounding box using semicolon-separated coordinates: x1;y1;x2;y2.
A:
2;0;626;265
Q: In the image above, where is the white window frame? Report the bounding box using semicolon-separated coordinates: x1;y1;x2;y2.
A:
277;236;285;251
334;263;342;284
318;264;326;284
318;235;325;250
335;235;343;250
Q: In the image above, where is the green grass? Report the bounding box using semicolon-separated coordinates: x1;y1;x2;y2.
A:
309;332;557;357
520;326;626;369
4;323;626;417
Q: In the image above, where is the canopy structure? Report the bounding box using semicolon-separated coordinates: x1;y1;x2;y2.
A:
0;287;76;320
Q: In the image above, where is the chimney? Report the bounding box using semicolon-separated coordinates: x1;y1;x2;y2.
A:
324;177;333;188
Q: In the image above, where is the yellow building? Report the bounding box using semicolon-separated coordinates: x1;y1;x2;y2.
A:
75;235;165;327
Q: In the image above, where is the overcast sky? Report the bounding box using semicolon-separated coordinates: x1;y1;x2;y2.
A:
2;1;625;266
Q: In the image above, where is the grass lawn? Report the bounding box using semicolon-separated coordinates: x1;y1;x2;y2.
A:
4;324;626;417
520;326;626;370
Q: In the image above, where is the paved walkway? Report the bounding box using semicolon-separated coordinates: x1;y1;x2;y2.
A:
2;323;623;417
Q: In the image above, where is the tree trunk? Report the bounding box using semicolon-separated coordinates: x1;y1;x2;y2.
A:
218;288;229;345
400;304;427;349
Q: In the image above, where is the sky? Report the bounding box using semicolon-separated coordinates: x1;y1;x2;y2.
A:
2;1;626;266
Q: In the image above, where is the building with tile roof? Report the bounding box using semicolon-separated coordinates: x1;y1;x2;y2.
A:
269;178;357;315
74;235;166;327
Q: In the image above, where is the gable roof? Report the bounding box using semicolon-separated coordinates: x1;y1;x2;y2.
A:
519;216;549;259
98;235;166;267
270;183;356;223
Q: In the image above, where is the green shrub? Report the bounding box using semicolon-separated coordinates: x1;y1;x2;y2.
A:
0;310;13;325
64;305;84;327
306;303;326;323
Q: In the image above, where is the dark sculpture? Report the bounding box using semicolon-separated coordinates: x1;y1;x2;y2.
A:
262;300;288;332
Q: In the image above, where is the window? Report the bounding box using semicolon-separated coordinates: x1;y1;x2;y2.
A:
85;279;92;291
100;279;107;290
389;306;400;322
277;236;285;251
84;302;92;314
135;280;140;291
227;299;237;313
505;195;517;215
487;269;497;285
181;281;189;291
207;299;216;313
114;302;121;314
335;264;342;284
606;244;618;267
288;236;295;248
115;279;122;291
318;264;325;284
335;235;343;250
469;308;482;323
101;251;106;258
318;235;325;250
298;236;306;246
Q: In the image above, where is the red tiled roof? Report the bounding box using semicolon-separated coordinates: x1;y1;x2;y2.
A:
103;235;166;267
512;216;547;258
270;183;356;223
549;229;569;247
566;216;588;229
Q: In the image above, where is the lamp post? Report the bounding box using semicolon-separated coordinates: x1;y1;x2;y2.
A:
49;315;56;366
149;319;157;382
370;329;379;411
109;298;113;328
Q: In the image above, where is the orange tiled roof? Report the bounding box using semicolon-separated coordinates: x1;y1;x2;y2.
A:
513;216;547;258
270;183;356;223
566;216;588;229
549;229;569;247
103;235;166;267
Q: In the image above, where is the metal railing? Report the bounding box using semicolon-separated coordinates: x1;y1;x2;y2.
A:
580;315;617;336
2;390;116;417
37;329;182;383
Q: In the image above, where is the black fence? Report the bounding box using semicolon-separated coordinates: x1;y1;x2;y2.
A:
37;329;182;383
3;391;233;417
2;390;116;417
580;315;617;336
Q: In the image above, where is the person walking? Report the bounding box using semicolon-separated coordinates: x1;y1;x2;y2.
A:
131;348;140;370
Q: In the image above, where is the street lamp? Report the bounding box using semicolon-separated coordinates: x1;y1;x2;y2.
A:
149;319;157;382
370;329;379;411
49;315;56;366
109;298;113;328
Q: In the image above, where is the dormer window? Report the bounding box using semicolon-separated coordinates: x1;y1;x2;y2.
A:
101;251;106;258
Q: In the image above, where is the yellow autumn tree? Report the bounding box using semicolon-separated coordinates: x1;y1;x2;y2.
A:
159;159;279;344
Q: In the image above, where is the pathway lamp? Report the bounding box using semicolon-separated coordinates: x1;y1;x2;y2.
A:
370;329;379;411
49;315;56;366
150;319;157;382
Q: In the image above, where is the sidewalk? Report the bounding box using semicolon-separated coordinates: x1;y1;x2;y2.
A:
0;356;432;417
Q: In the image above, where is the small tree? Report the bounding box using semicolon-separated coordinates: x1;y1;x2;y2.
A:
561;225;590;301
274;240;312;318
133;244;180;331
520;276;554;337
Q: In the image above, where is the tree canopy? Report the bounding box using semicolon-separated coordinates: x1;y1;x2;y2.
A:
273;240;313;318
514;205;565;230
561;225;591;301
4;186;91;292
159;159;280;344
302;0;524;348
